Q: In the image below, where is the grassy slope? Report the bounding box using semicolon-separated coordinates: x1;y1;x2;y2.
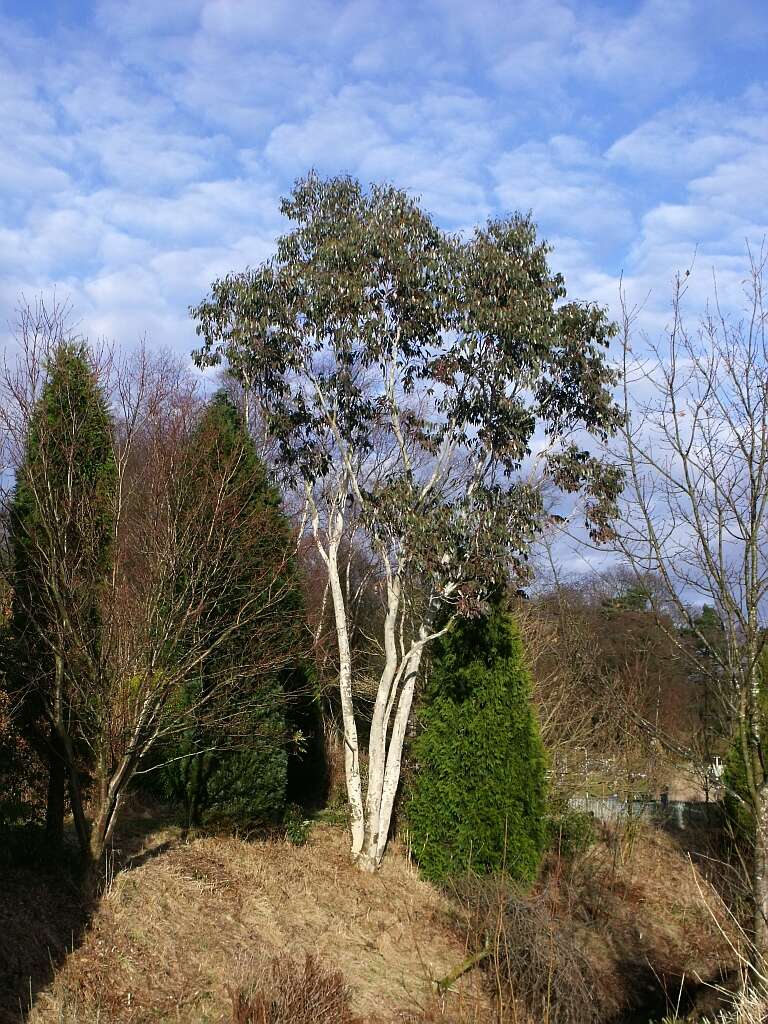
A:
2;810;741;1024
25;815;489;1024
542;822;740;1018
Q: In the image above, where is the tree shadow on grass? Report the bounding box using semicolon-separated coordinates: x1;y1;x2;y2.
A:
0;804;183;1022
0;833;92;1024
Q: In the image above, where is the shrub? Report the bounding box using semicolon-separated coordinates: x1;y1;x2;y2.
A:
546;805;597;860
230;953;358;1024
407;599;547;883
454;874;600;1024
0;689;45;830
284;802;313;846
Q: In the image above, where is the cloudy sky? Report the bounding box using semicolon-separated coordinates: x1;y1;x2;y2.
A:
1;0;767;357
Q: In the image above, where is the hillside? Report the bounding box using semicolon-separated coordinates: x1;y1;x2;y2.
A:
20;813;489;1024
1;807;742;1024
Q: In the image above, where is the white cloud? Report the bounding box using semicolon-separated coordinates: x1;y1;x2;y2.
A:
608;87;768;177
0;0;766;362
493;138;634;246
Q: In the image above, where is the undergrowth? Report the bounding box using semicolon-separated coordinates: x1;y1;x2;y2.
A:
230;953;358;1024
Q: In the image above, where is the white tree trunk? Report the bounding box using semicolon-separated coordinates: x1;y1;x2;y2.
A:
374;641;425;865
326;525;365;856
325;547;429;872
361;574;402;869
358;631;426;872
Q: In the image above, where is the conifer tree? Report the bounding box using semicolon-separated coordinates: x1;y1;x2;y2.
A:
4;342;116;848
155;393;308;827
408;599;547;883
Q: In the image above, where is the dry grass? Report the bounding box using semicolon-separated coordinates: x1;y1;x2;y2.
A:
0;854;91;1024
454;876;601;1024
28;821;490;1024
11;812;742;1024
229;952;359;1024
544;822;741;1018
442;822;743;1024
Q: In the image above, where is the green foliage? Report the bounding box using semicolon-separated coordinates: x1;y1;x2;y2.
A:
10;342;116;608
149;392;308;828
192;174;624;600
546;804;597;859
186;729;288;827
283;802;313;845
0;688;43;829
407;602;548;883
6;342;115;682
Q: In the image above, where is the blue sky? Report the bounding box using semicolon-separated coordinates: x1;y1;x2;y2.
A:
1;0;767;355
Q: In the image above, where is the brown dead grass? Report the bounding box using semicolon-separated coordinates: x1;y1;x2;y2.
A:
14;814;741;1024
0;857;90;1024
543;821;741;1017
28;822;490;1024
229;952;360;1024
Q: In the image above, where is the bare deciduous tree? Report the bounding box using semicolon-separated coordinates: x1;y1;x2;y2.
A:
612;249;768;958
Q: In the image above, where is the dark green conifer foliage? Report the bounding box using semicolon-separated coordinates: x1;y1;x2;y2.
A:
408;601;547;883
155;392;307;827
3;343;116;842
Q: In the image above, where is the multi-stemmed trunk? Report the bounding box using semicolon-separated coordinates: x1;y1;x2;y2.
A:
55;714;144;895
326;521;431;872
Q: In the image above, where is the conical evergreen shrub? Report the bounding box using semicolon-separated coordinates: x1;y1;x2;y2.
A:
408;600;547;883
2;342;115;841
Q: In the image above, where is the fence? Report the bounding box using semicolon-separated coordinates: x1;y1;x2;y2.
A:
568;794;721;830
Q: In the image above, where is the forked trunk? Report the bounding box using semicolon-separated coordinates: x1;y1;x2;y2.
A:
354;641;426;872
354;838;380;873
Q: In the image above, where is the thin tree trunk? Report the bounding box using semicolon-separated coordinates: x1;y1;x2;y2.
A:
373;643;425;866
754;792;768;968
327;528;366;859
355;639;426;872
362;574;401;870
45;731;66;850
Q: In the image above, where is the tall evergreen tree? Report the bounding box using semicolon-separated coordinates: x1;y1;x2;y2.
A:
408;599;547;883
3;342;116;848
153;392;309;827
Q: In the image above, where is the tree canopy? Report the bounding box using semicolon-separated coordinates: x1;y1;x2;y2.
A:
191;173;623;870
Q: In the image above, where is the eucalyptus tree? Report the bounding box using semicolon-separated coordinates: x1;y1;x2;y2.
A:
192;173;622;871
